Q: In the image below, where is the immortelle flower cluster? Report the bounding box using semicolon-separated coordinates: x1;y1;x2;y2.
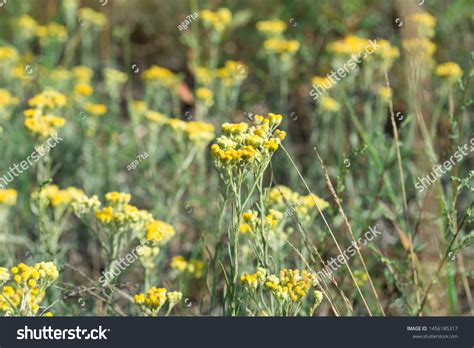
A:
210;113;286;185
240;267;322;316
0;262;58;316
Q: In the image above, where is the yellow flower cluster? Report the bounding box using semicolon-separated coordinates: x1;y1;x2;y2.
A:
166;119;215;146
36;22;67;43
0;89;19;109
263;38;300;55
142;65;180;89
200;8;232;33
145;219;176;244
73;65;94;83
0;46;18;63
377;86;392;103
105;191;131;205
409;12;436;38
402;38;436;58
104;67;128;85
28;89;67;109
134;287;182;316
435;62;463;80
210;114;285;173
194;61;248;88
311;76;331;88
78;8;107;28
137;220;176;269
240;267;267;289
170;256;204;278
84;102;107;116
217;60;248;86
145;110;168;125
327;35;369;55
267;185;329;221
0;189;17;206
24;112;66;137
195;67;214;86
13;15;38;40
320;95;341;112
196;87;214;106
239;209;282;235
72;194;101;216
74;83;93;96
402;13;437;62
264;269;317;302
33;185;85;207
0;262;58;316
94;192;152;225
242;268;318;303
95;204;152;226
373;39;400;68
256;20;287;36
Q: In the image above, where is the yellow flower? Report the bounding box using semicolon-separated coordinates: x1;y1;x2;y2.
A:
24;115;66;138
78;8;107;28
84;102;107;116
200;8;232;33
28;89;67;109
327;35;369;56
145;220;175;244
402;38;436;58
377;86;392;102
12;15;38;40
134;287;181;315
170;256;188;272
222;122;248;135
184;121;215;145
299;194;329;211
195;67;214;86
167;291;182;304
104;67;128;85
142;65;179;89
374;39;400;68
145;111;168;125
0;267;10;283
263;38;300;55
74;83;93;96
105;192;131;205
435;62;463;80
0;46;19;63
95;206;114;223
320;95;340;112
0;89;19;110
196;87;214;107
409;12;436;37
256;20;287;36
72;66;93;83
36;22;67;43
311;76;332;88
49;187;85;206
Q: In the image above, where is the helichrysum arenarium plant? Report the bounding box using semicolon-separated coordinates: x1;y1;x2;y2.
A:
240;267;322;316
134;286;182;316
0;262;58;316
